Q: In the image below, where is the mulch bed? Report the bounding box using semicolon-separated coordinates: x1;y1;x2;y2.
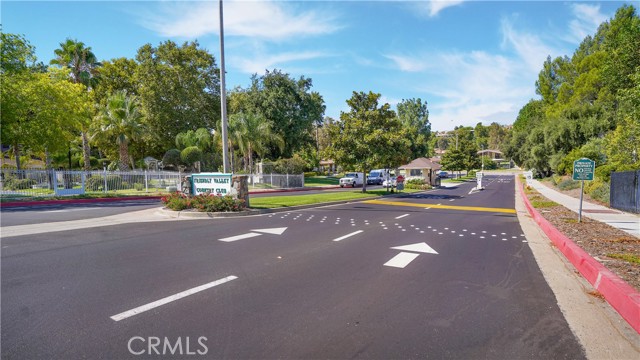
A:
523;184;640;292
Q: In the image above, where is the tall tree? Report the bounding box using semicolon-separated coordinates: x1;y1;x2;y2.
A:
230;112;284;173
94;57;138;106
94;91;145;170
397;98;431;158
326;91;411;192
136;40;220;155
50;38;101;170
236;70;325;159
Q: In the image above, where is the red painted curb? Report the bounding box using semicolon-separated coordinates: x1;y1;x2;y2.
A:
0;196;163;208
517;177;640;334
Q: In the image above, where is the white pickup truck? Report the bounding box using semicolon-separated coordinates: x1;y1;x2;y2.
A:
339;172;364;187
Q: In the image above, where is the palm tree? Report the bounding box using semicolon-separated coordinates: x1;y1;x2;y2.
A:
230;112;284;173
50;39;101;170
96;91;144;171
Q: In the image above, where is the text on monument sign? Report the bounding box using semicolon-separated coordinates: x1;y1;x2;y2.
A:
191;173;232;195
572;159;595;181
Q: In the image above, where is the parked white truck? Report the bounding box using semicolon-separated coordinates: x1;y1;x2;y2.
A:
339;172;364;187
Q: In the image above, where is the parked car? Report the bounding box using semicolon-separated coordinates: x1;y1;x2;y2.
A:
367;169;387;185
382;176;397;188
339;172;364;187
437;171;449;178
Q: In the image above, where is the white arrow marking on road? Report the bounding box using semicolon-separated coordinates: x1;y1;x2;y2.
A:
390;242;438;254
219;227;288;242
218;232;262;242
332;230;363;242
384;252;420;268
395;214;410;219
251;227;288;235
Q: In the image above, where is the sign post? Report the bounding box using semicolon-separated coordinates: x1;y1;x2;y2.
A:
476;171;484;190
572;158;595;222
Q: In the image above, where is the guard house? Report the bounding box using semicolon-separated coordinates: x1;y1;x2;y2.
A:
398;157;442;186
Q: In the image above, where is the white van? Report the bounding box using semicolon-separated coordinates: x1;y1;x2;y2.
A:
367;169;387;185
339;172;364;187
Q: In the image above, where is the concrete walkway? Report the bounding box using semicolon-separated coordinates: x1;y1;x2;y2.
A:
526;178;639;238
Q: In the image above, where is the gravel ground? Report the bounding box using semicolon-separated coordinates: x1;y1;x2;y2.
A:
524;182;640;292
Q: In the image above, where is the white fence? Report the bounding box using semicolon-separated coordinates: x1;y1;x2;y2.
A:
0;169;304;198
0;169;184;199
248;173;304;190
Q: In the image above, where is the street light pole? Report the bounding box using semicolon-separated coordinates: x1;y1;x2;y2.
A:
219;0;230;173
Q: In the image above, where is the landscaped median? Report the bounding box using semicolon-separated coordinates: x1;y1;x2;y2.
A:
160;188;422;217
516;176;640;334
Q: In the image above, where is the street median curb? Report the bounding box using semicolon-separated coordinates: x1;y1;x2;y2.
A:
516;177;640;334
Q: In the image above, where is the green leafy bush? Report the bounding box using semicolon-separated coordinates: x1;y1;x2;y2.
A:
585;179;610;205
86;175;123;191
161;192;246;212
557;178;581;190
304;172;318;178
404;178;431;190
180;146;203;167
4;177;36;190
163;149;182;168
134;183;144;191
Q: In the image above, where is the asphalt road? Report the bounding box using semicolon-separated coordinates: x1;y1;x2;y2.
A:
1;175;585;359
0;200;162;226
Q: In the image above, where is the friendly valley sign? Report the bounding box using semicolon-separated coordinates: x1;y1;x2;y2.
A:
191;173;232;196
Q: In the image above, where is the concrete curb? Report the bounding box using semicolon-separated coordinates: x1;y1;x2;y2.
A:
517;177;640;334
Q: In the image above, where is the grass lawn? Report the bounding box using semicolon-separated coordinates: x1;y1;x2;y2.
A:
249;188;421;209
304;176;339;187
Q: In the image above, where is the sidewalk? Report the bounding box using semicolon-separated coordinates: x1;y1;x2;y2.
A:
526;178;639;238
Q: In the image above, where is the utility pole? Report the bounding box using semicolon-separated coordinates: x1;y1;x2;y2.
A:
219;0;230;173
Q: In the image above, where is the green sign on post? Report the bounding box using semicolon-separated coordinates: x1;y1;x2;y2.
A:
572;158;595;222
572;158;595;181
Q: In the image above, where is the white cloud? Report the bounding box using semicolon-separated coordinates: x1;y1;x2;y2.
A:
500;15;560;73
232;50;331;74
382;48;533;130
413;0;466;18
567;3;609;43
384;54;428;72
135;0;342;41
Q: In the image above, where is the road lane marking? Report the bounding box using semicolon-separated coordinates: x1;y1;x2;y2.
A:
332;230;364;242
362;200;516;214
395;214;410;219
219;233;262;242
110;276;238;321
252;227;287;235
391;242;438;254
384;252;420;268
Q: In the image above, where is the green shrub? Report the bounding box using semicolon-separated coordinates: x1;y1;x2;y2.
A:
304;172;318;178
134;183;144;191
163;149;182;168
86;175;123;191
161;192;246;212
180;146;203;167
274;155;306;174
586;179;610;205
4;178;36;190
468;170;477;177
557;178;581;191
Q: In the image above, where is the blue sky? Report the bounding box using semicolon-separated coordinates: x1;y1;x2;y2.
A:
3;0;637;131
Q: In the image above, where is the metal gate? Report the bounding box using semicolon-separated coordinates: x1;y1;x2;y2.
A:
610;170;640;214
